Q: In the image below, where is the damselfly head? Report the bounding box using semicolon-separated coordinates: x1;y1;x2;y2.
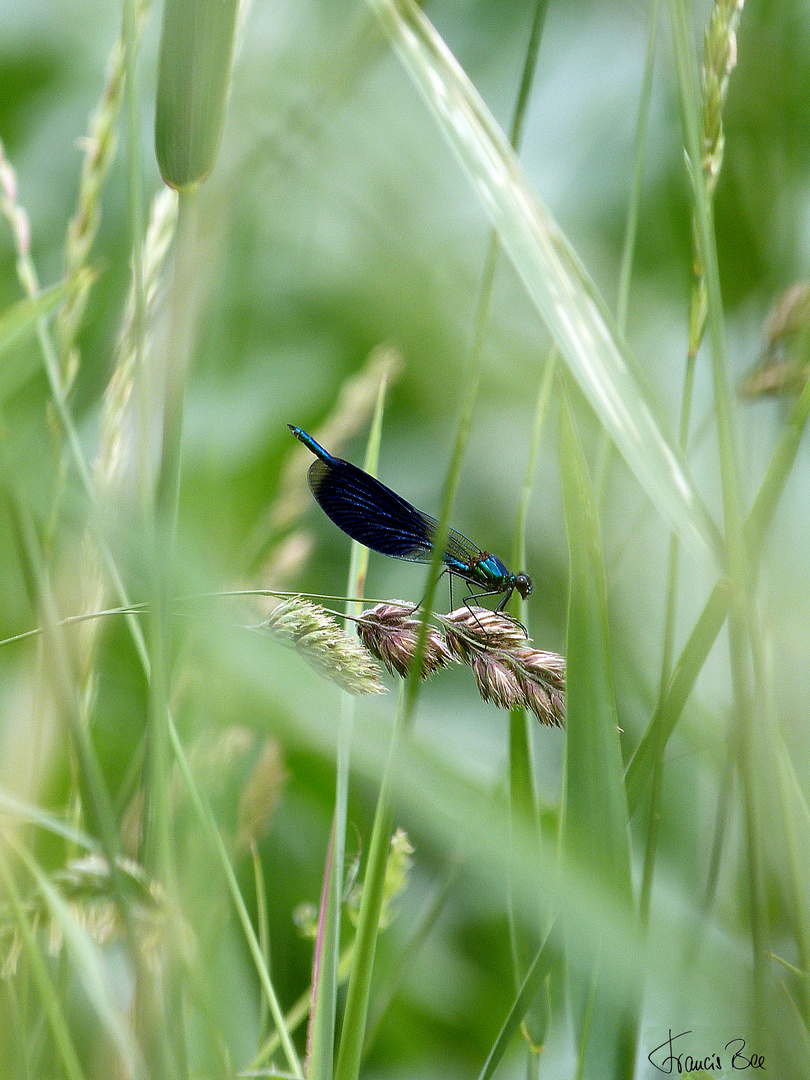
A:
515;573;533;600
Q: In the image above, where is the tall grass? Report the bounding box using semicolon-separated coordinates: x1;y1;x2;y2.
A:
0;0;808;1078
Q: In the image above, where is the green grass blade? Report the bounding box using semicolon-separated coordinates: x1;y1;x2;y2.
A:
0;279;79;401
0;278;76;360
477;920;558;1080
333;796;393;1080
334;690;401;1080
508;351;558;1055
252;840;271;1039
0;845;87;1080
166;714;305;1079
616;0;659;333
559;385;633;1078
12;842;144;1079
559;388;631;896
626;370;810;817
778;744;810;1020
595;0;658;508
308;821;340;1078
625;579;731;816
746;371;810;557
0;790;99;852
365;0;721;564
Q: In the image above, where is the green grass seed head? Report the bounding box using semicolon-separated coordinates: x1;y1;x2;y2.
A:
155;0;240;189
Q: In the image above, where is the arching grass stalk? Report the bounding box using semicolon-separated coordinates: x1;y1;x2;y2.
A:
367;0;721;564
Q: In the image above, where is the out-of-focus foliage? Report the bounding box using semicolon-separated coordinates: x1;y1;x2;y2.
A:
0;0;809;1077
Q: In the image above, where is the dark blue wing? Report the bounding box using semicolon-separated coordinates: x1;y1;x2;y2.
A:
296;424;487;570
308;457;438;562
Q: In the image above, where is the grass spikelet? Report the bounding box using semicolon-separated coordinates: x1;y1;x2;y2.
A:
356;602;454;679
355;603;565;725
54;853;157;909
236;740;287;852
347;827;414;931
263;598;385;696
441;606;527;663
700;0;745;192
96;187;178;492
55;0;150;385
689;0;745;356
470;653;523;711
740;281;810;398
0;143;31;260
0;854;161;976
442;608;566;727
0;138;35;292
509;646;567;728
73;188;177;699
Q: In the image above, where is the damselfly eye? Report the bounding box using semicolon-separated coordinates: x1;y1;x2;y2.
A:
515;574;533;599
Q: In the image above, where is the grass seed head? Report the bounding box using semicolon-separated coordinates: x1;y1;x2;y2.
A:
265;598;384;695
357;602;454;679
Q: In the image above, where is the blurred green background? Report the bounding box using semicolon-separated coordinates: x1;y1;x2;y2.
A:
1;0;809;1077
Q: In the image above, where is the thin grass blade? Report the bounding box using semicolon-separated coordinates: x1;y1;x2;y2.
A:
559;389;631;895
0;278;78;361
626;371;810;817
308;380;388;1080
334;686;401;1080
0;845;87;1080
0;791;99;852
559;386;634;1078
13;842;144;1080
308;821;339;1078
166;714;304;1079
477;920;558;1080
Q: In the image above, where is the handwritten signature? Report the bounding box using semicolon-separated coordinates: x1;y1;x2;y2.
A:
648;1029;766;1074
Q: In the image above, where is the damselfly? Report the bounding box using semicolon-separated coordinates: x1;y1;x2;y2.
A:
289;425;532;615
